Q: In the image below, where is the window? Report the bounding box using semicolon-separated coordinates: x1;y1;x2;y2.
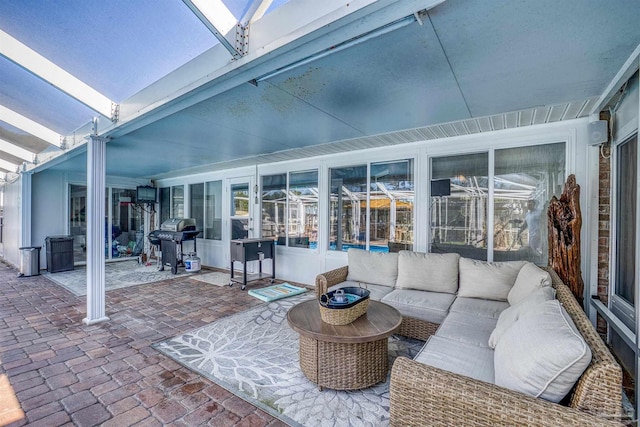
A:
371;161;414;252
262;170;318;248
190;183;204;234
615;134;637;306
288;170;318;248
262;174;286;243
494;143;565;263
69;184;87;263
330;160;414;252
431;153;489;260
110;188;144;258
430;143;565;263
230;183;250;240
330;165;367;251
159;187;170;224
172;185;184;219
205;181;222;240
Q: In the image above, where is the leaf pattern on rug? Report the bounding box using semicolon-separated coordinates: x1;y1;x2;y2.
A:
155;294;423;427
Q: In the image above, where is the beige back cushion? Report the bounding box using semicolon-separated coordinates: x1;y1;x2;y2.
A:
346;249;398;287
494;299;592;403
458;258;526;301
488;286;556;348
395;251;460;293
507;262;552;305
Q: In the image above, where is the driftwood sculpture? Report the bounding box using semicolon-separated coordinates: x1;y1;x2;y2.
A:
548;174;584;305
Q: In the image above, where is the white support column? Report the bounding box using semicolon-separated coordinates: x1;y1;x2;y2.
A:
84;133;109;325
19;171;32;247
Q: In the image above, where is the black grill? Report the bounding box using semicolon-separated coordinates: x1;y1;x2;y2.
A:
148;223;200;274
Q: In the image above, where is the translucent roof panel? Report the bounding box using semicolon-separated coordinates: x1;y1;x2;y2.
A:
223;0;254;20
0;120;53;154
265;0;292;16
0;0;218;103
0;56;98;135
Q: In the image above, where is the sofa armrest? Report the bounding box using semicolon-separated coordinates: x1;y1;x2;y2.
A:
390;357;623;427
315;266;349;298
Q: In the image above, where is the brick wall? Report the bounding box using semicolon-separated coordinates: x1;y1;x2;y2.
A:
597;143;611;335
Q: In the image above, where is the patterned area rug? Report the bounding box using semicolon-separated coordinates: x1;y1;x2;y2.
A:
189;271;231;287
42;260;192;296
154;294;423;427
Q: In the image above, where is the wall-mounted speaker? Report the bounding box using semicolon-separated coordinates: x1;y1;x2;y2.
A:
588;120;608;146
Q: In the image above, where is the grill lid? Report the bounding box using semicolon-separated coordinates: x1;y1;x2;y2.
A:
160;218;196;232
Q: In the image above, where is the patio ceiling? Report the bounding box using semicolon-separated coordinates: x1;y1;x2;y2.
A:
0;0;639;181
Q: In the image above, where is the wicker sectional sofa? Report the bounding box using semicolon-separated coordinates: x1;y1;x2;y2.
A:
315;249;623;426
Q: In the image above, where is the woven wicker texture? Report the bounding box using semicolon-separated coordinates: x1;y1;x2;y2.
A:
319;298;370;325
397;316;439;341
544;267;622;419
316;266;439;339
390;357;623;427
315;266;349;298
389;266;624;426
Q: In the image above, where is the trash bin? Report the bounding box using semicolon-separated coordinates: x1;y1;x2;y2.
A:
45;235;74;273
19;246;41;277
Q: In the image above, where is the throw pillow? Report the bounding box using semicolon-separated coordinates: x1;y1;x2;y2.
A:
488;286;556;348
458;258;526;301
507;262;552;305
346;248;398;287
395;251;460;294
494;300;592;403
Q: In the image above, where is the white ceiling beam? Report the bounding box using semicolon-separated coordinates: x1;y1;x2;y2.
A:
0;105;63;147
591;43;640;115
0;158;19;173
182;0;241;58
241;0;274;25
0;29;115;119
0;137;36;162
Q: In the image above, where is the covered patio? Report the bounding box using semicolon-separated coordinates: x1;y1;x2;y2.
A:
1;0;640;425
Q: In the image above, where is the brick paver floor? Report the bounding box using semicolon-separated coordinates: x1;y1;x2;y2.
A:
0;260;291;426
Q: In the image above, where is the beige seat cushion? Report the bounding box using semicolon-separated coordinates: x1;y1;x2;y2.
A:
458;258;526;301
449;297;509;319
416;336;495;384
436;312;498;349
488;286;556;348
507;262;552;305
346;249;398;287
494;300;592;403
381;289;455;325
395;251;460;294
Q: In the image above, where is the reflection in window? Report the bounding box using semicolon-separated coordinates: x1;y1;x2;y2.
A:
231;183;249;240
494;143;565;264
172;185;184;219
288;170;318;248
330;165;367;251
431;153;489;260
190;183;204;234
330;161;414;252
205;181;222;240
69;184;87;263
262;174;287;243
370;161;414;252
110;188;144;258
261;171;318;248
615;135;637;305
160;187;170;224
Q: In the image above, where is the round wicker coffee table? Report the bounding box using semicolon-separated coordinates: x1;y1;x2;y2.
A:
287;299;402;390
